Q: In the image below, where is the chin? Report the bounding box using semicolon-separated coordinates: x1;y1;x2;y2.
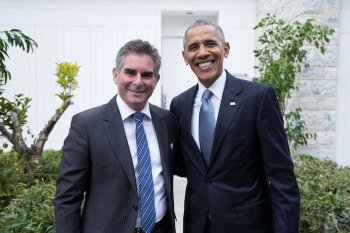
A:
129;103;144;111
199;76;215;84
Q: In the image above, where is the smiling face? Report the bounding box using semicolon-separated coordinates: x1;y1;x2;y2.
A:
113;53;159;111
182;24;230;88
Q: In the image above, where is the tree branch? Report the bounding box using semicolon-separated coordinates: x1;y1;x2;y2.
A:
9;111;29;153
0;121;12;141
34;100;72;154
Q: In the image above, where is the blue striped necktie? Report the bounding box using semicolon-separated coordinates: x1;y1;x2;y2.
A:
199;89;215;166
133;112;156;233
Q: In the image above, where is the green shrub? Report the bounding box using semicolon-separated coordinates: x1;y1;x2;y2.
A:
0;150;60;232
0;180;55;233
0;150;61;208
32;150;61;181
295;154;350;233
0;152;24;208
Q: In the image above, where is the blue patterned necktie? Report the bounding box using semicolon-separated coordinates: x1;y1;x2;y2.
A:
199;89;215;166
133;112;156;233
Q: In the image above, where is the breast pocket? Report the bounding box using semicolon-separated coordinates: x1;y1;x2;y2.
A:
223;130;255;143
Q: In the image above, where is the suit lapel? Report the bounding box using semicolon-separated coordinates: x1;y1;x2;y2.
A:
209;72;243;166
103;96;138;195
182;86;197;141
183;85;208;171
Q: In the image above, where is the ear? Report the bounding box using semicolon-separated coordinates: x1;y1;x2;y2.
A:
182;51;188;65
112;68;118;84
224;42;230;58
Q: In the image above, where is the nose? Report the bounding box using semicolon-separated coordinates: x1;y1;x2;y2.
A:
197;45;210;59
133;73;143;86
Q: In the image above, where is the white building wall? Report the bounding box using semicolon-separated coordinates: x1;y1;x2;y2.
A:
0;0;256;150
1;2;160;149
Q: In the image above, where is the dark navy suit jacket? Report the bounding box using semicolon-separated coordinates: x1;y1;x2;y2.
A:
170;71;300;233
54;95;178;233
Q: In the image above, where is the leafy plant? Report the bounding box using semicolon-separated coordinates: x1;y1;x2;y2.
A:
253;14;335;151
0;180;56;233
0;152;23;208
55;62;79;103
0;150;61;208
0;29;37;86
31;149;62;181
0;150;60;232
0;28;80;167
0;29;37;157
295;154;350;232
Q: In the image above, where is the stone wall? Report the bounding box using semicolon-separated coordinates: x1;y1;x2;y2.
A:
257;0;340;159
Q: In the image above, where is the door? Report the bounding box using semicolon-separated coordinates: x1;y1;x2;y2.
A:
161;37;196;108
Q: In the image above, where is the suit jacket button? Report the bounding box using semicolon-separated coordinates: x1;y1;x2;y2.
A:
133;205;138;211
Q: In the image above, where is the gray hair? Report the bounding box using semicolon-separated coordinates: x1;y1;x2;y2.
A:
183;19;226;49
115;39;161;77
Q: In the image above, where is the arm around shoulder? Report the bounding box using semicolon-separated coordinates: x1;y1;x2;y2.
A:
170;98;186;178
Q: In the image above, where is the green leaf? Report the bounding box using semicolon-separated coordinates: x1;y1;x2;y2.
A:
253;14;334;150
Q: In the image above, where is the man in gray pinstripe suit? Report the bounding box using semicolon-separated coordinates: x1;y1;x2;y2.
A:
54;39;177;233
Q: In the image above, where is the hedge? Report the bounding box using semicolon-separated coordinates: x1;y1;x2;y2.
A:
295;154;350;232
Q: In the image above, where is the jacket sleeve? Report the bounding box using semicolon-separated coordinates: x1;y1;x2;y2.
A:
54;114;90;233
257;86;300;233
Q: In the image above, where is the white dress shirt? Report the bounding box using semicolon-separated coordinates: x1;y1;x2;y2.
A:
116;95;167;226
191;71;226;150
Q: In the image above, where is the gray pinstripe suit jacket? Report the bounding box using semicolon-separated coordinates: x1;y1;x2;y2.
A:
54;95;178;233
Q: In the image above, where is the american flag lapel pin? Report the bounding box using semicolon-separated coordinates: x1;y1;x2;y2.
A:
230;101;236;106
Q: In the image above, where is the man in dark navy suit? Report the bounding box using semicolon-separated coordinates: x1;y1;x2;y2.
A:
55;39;177;233
171;19;300;233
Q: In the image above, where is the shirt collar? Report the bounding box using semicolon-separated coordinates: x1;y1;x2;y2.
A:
116;95;152;120
197;70;226;100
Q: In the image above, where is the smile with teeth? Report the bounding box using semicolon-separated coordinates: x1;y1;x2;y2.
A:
197;61;213;68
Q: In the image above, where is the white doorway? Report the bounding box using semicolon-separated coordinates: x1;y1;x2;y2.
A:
161;12;218;109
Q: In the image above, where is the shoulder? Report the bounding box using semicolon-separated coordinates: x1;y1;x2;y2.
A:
228;73;272;91
72;97;115;124
171;85;197;106
75;103;107;119
150;104;176;121
226;72;275;98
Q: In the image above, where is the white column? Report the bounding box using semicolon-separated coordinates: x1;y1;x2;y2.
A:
336;0;350;166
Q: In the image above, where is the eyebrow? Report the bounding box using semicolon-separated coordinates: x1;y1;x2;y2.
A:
123;68;154;76
123;68;136;74
142;71;154;77
187;42;198;50
204;39;218;44
186;39;219;50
